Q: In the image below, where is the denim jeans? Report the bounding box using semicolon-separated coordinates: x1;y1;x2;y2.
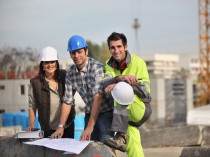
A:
85;110;114;142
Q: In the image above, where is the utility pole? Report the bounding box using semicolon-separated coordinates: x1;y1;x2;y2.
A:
132;18;140;54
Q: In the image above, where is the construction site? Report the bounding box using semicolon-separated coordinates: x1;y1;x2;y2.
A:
0;0;210;157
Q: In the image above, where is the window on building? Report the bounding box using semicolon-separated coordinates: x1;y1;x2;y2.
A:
0;85;5;90
172;83;185;96
20;85;25;95
191;58;198;63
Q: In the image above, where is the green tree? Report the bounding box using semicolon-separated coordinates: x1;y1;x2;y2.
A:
87;41;111;64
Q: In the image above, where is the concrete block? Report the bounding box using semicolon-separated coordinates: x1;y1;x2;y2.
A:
202;127;210;146
180;147;210;157
0;137;116;157
144;147;183;157
0;126;22;137
141;126;203;148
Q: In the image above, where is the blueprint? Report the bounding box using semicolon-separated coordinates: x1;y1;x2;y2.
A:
23;138;91;154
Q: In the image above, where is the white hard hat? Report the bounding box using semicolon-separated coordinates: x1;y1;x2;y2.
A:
111;82;134;106
39;46;58;61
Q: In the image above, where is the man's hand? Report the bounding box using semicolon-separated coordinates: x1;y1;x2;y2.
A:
51;127;64;138
116;75;138;85
50;103;71;138
105;84;116;96
80;93;102;141
80;126;93;141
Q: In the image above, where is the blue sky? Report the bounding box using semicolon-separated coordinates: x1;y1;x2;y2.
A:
0;0;198;58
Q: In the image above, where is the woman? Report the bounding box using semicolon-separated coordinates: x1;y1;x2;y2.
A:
26;46;75;138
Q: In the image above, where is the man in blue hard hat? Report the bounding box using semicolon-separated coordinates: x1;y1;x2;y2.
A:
53;35;114;142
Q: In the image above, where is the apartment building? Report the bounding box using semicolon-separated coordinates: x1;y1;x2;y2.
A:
140;53;197;126
177;53;199;81
141;53;199;80
141;53;179;79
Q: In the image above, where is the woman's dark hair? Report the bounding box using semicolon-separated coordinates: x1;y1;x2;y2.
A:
38;60;60;81
107;32;127;48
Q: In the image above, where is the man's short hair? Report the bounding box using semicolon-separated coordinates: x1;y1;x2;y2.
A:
107;32;127;48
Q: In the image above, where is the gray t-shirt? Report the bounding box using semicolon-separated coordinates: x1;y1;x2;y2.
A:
28;80;61;130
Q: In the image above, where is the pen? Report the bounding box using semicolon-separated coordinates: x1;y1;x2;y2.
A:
48;135;60;138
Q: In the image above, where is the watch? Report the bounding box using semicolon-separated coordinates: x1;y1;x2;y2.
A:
58;124;64;128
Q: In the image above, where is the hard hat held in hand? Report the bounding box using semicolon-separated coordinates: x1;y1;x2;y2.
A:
111;82;134;106
40;46;58;61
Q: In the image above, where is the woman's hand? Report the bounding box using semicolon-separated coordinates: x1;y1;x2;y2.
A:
50;127;64;138
26;127;33;132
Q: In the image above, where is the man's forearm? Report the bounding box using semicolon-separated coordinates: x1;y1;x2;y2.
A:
87;94;102;128
103;77;117;88
60;103;71;125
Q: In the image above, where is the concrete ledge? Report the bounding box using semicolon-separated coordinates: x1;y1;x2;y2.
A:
144;147;183;157
0;126;22;136
0;137;116;157
141;125;210;148
202;127;210;145
180;147;210;157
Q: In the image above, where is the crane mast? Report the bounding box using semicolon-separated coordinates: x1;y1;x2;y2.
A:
196;0;210;106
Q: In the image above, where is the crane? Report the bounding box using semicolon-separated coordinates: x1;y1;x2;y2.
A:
196;0;210;107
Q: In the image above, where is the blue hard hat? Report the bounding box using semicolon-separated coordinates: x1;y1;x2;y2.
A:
67;35;88;51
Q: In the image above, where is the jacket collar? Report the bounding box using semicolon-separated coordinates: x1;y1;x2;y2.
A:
107;50;131;67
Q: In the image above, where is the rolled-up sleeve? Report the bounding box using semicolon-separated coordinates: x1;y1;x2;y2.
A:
28;84;36;109
92;65;104;95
